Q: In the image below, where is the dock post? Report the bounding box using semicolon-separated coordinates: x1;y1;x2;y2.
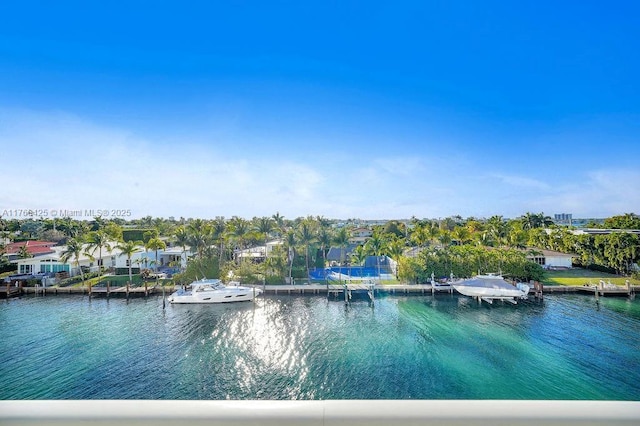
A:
107;281;110;298
368;283;375;306
126;282;130;299
144;281;148;297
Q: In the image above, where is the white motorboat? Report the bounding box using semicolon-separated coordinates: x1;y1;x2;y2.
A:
430;272;453;293
168;279;262;304
452;273;530;304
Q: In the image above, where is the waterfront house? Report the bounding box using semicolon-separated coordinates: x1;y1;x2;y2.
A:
525;248;574;269
12;243;133;276
10;242;191;279
2;240;56;261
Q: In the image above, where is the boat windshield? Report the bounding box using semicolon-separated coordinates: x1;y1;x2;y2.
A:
191;281;224;292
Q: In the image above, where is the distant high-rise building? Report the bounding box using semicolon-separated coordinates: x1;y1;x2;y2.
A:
554;213;572;225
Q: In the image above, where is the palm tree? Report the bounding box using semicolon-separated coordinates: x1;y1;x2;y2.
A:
386;236;405;279
116;240;141;284
173;226;189;271
187;219;211;259
255;216;275;262
410;223;429;248
146;237;167;273
487;215;507;247
334;227;350;267
211;217;227;265
350;245;368;269
142;229;159;269
60;238;86;285
272;212;286;238
506;221;528;249
87;231;112;275
17;245;33;259
451;225;471;246
426;221;440;246
285;231;296;284
317;228;332;271
365;232;385;281
228;217;250;263
297;220;316;280
438;230;452;247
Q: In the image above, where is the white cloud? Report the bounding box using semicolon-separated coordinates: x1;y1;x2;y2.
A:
490;173;551;190
1;107;637;220
0;108;331;219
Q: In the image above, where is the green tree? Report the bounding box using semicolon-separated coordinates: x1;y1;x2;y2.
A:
364;231;386;280
187;219;211;259
17;245;33;259
486;215;507;246
451;225;472;245
334;227;350;267
297;220;316;279
174;226;190;271
146;237;167;273
285;231;296;284
272;212;286;237
255;216;275;275
350;244;368;268
228;217;250;263
87;231;112;275
116;240;141;283
317;228;332;270
386;236;405;279
604;213;640;229
211;217;227;265
60;238;88;285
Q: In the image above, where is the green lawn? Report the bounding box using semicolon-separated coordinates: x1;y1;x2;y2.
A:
542;268;639;286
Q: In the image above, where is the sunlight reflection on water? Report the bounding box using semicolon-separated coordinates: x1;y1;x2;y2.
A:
1;294;639;400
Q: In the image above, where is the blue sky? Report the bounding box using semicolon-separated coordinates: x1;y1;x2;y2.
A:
1;1;639;220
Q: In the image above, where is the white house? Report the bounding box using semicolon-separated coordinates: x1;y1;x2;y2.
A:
349;228;373;244
236;240;283;261
12;243;142;276
526;248;574;269
11;242;193;276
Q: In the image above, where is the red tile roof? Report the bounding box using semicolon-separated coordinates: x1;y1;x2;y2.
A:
4;241;57;256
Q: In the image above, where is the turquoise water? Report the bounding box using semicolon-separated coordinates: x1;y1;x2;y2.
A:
1;293;639;400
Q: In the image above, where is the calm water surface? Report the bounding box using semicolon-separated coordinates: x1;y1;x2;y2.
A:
1;293;639;400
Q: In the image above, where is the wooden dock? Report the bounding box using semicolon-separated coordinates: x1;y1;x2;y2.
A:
0;283;23;299
20;284;168;298
8;282;638;301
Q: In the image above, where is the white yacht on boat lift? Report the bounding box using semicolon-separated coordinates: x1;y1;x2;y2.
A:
452;273;530;304
430;272;453;293
168;279;262;304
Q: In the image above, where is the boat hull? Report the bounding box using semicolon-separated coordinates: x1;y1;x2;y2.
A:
452;285;524;298
168;280;261;304
452;275;529;299
169;292;259;304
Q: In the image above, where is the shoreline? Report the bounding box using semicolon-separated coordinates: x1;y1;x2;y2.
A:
5;283;638;299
